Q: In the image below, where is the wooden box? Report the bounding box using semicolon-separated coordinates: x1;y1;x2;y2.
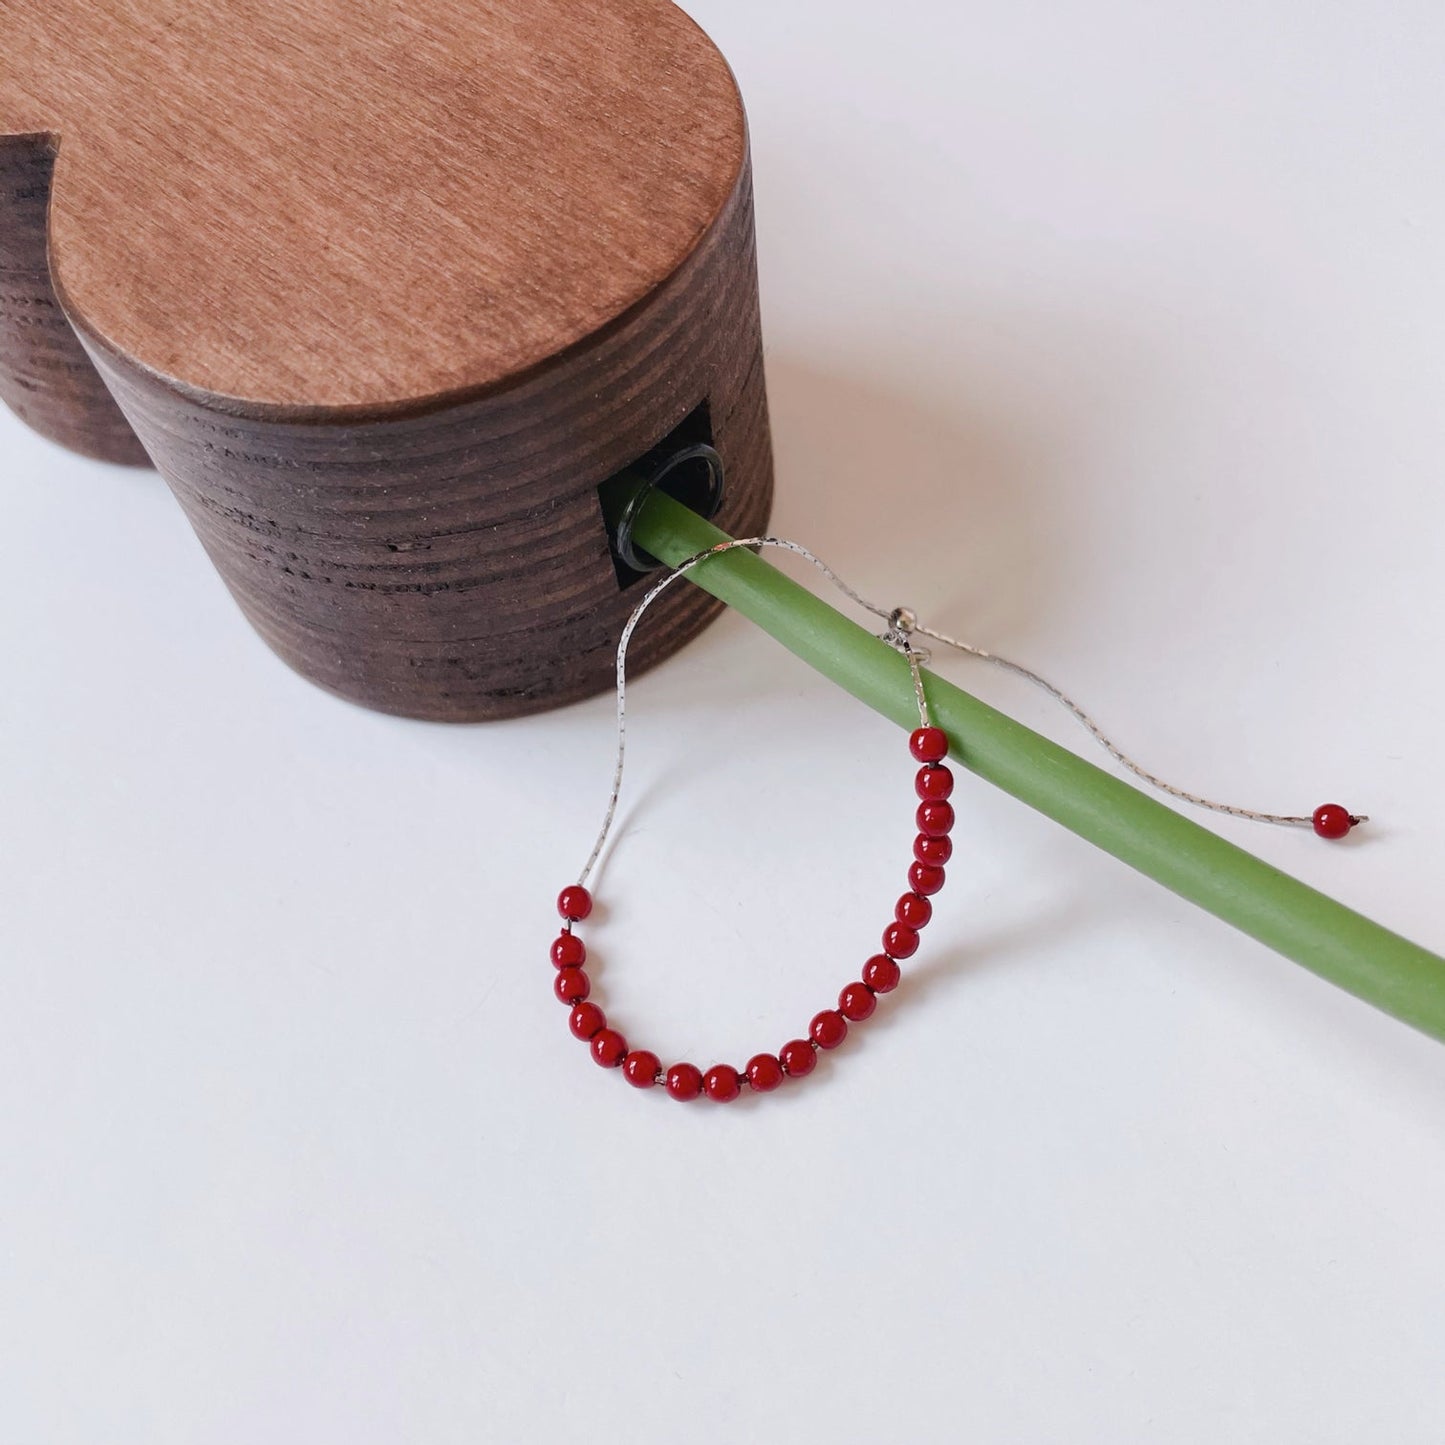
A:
0;0;773;719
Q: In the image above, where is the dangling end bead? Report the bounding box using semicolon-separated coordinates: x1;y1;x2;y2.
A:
557;885;593;921
910;727;949;763
1312;804;1360;841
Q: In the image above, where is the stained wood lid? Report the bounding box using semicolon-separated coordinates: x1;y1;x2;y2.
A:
1;0;746;414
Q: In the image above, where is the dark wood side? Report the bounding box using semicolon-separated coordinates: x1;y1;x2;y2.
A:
73;161;772;721
0;134;148;465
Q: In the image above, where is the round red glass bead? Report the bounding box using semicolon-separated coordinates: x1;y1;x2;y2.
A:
910;727;949;763
779;1039;817;1077
703;1064;742;1102
810;1009;848;1049
554;967;590;1003
557;885;593;921
839;981;877;1021
909;860;946;896
623;1050;661;1088
665;1062;704;1100
551;932;586;968
1313;803;1355;840
746;1053;784;1092
896;891;932;929
882;921;919;958
569;1001;606;1040
914;833;952;866
915;765;954;801
917;800;955;837
591;1028;627;1067
919;797;953;843
862;954;901;993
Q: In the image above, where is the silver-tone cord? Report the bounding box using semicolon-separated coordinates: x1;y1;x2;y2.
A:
907;621;1360;829
575;537;1351;887
576;536;927;887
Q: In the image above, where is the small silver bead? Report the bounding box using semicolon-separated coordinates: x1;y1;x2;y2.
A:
889;606;917;634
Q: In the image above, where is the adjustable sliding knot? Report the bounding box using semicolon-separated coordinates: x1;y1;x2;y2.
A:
881;605;931;664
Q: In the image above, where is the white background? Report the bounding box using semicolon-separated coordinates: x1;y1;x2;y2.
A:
4;1;1445;1439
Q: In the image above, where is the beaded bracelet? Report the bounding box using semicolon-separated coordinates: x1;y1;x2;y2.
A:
553;714;950;1102
549;534;1364;1104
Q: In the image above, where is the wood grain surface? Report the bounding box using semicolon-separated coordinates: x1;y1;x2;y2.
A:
2;0;748;412
0;135;149;463
0;0;773;719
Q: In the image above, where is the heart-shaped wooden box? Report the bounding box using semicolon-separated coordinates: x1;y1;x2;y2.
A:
0;0;772;719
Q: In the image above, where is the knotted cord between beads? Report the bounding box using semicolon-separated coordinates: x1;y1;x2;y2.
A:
576;533;1353;890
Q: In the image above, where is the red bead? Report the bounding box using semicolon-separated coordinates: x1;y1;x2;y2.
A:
839;981;877;1021
554;967;590;1003
746;1053;784;1092
863;954;901;993
915;764;954;801
810;1009;848;1049
569;1001;606;1040
779;1039;817;1077
557;885;592;921
882;921;919;958
1313;803;1356;840
896;891;932;929
910;726;949;763
665;1062;704;1100
909;860;946;896
591;1028;627;1067
914;833;952;865
703;1064;742;1102
917;800;955;837
623;1050;661;1088
551;932;586;968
